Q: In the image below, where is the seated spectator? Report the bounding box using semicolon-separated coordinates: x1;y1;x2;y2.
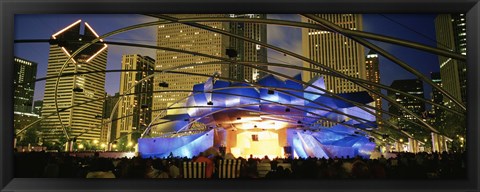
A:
168;160;180;178
193;152;214;178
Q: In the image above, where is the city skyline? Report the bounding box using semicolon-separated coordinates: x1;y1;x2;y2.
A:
14;14;442;103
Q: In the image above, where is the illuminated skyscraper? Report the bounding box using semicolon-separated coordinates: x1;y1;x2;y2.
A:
41;20;108;142
116;54;155;143
227;14;268;82
301;14;366;93
435;14;467;108
14;56;37;114
430;72;445;131
365;50;382;128
153;14;267;122
153;14;228;122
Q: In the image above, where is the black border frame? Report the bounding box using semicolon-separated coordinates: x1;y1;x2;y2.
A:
1;0;479;191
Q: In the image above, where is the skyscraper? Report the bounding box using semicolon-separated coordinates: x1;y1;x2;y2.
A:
388;79;425;131
430;72;445;131
100;92;119;142
435;14;467;108
153;14;228;122
41;20;108;142
153;14;267;123
14;56;37;114
365;50;382;128
227;14;268;82
116;54;155;143
301;14;366;93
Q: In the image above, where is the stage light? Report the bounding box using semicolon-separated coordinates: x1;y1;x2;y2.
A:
73;87;83;92
159;82;169;87
226;48;238;58
207;101;214;105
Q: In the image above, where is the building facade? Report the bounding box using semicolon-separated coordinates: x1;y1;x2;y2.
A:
435;14;467;108
116;55;155;143
430;72;445;131
41;20;108;142
100;92;119;142
14;57;37;114
388;79;426;132
301;14;366;93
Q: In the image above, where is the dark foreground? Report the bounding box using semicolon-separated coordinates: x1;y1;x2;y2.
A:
14;151;466;179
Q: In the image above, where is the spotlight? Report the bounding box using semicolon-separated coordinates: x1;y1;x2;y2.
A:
226;48;238;58
159;82;169;87
207;101;213;105
254;125;257;128
267;89;274;94
237;117;241;120
285;108;290;112
73;87;83;92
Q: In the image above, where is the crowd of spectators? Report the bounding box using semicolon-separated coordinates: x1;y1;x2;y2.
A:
14;151;466;179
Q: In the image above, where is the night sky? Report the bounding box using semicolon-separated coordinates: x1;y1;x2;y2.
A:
14;14;441;106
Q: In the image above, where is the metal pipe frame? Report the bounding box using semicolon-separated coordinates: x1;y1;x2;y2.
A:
20;69;413;141
38;15;455;144
153;14;443;133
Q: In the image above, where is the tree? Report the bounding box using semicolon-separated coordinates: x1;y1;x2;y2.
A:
17;126;40;146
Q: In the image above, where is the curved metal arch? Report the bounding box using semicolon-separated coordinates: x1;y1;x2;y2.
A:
49;17;438;138
140;15;464;61
27;68;413;142
86;40;441;134
51;50;437;139
47;16;446;142
40;69;420;141
22;40;461;118
34;63;462;121
153;14;444;133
